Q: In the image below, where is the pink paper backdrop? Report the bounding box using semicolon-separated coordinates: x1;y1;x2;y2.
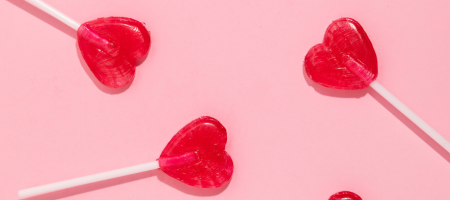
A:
1;0;449;199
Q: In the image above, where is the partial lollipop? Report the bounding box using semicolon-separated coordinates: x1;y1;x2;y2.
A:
305;17;450;154
18;116;233;198
22;0;151;88
329;191;362;200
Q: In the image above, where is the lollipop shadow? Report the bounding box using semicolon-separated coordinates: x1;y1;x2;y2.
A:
302;65;368;98
76;44;133;94
156;173;230;197
368;89;450;163
6;0;76;39
21;170;158;200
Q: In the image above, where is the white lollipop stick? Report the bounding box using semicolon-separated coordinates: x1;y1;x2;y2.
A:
370;80;450;153
25;0;81;30
18;161;159;199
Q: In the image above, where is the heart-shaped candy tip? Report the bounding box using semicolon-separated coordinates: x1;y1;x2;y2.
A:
329;191;362;200
305;18;378;90
159;116;234;188
77;17;151;88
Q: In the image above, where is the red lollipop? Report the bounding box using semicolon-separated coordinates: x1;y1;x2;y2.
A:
77;17;150;88
329;191;362;200
305;18;450;154
305;18;377;90
159;116;234;188
23;0;151;88
18;116;233;198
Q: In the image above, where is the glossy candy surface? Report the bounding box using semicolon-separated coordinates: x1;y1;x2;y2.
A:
305;18;378;90
77;17;151;88
329;191;362;200
158;116;234;188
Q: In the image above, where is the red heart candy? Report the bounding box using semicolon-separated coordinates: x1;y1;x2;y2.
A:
77;17;151;88
305;18;378;90
158;116;234;188
329;191;362;200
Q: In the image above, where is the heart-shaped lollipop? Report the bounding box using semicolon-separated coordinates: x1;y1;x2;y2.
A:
304;18;450;154
329;191;362;200
159;116;233;188
23;0;151;89
18;116;233;198
305;18;377;90
78;17;150;88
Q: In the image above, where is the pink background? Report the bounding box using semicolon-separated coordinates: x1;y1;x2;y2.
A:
1;0;450;199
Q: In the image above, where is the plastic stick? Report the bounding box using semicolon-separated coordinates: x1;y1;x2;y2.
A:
18;161;159;199
370;80;450;153
25;0;81;30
